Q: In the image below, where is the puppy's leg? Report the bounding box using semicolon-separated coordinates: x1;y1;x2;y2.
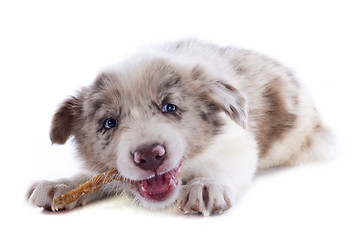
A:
27;173;121;211
178;118;258;216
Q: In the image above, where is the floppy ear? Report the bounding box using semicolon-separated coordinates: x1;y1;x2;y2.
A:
189;66;248;128
206;79;248;128
50;96;81;144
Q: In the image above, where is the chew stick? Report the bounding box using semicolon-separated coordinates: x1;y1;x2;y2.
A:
54;169;122;205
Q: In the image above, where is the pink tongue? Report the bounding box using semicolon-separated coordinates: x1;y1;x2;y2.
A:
137;166;180;201
142;174;170;194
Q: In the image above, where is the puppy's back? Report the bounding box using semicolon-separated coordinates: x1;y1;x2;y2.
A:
160;39;334;169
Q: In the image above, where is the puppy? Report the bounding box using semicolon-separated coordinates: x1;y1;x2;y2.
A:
27;39;332;215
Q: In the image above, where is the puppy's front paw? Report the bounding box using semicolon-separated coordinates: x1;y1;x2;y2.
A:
27;180;84;211
177;177;232;216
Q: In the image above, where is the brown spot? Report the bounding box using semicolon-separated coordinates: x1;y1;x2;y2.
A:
257;77;297;157
197;102;224;134
202;186;209;208
199;111;208;122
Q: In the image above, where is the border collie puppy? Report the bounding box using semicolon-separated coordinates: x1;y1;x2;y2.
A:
28;39;333;216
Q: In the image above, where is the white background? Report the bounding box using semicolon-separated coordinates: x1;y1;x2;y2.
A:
1;0;362;239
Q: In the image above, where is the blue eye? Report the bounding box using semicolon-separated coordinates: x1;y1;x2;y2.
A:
104;118;117;129
162;103;177;113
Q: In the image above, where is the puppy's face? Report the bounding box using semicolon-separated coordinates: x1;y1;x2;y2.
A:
50;59;247;208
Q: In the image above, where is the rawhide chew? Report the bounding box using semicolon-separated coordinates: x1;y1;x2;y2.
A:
54;169;122;205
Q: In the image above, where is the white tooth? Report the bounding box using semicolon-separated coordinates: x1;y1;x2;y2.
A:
141;185;146;192
169;177;177;187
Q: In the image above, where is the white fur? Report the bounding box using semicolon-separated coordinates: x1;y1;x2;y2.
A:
179;115;258;215
182;115;258;197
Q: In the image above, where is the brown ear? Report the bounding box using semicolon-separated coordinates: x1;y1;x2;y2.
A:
207;80;248;128
50;96;80;144
190;66;248;128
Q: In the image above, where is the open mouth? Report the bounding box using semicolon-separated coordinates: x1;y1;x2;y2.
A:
132;165;180;202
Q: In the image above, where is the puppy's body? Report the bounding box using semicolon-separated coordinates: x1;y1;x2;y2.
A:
28;40;332;215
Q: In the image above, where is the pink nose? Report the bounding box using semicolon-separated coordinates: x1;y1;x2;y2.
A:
133;144;166;171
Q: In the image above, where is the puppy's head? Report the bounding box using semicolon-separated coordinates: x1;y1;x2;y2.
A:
50;58;247;208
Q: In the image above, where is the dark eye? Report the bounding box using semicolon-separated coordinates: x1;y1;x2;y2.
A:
162;103;177;113
103;118;117;129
